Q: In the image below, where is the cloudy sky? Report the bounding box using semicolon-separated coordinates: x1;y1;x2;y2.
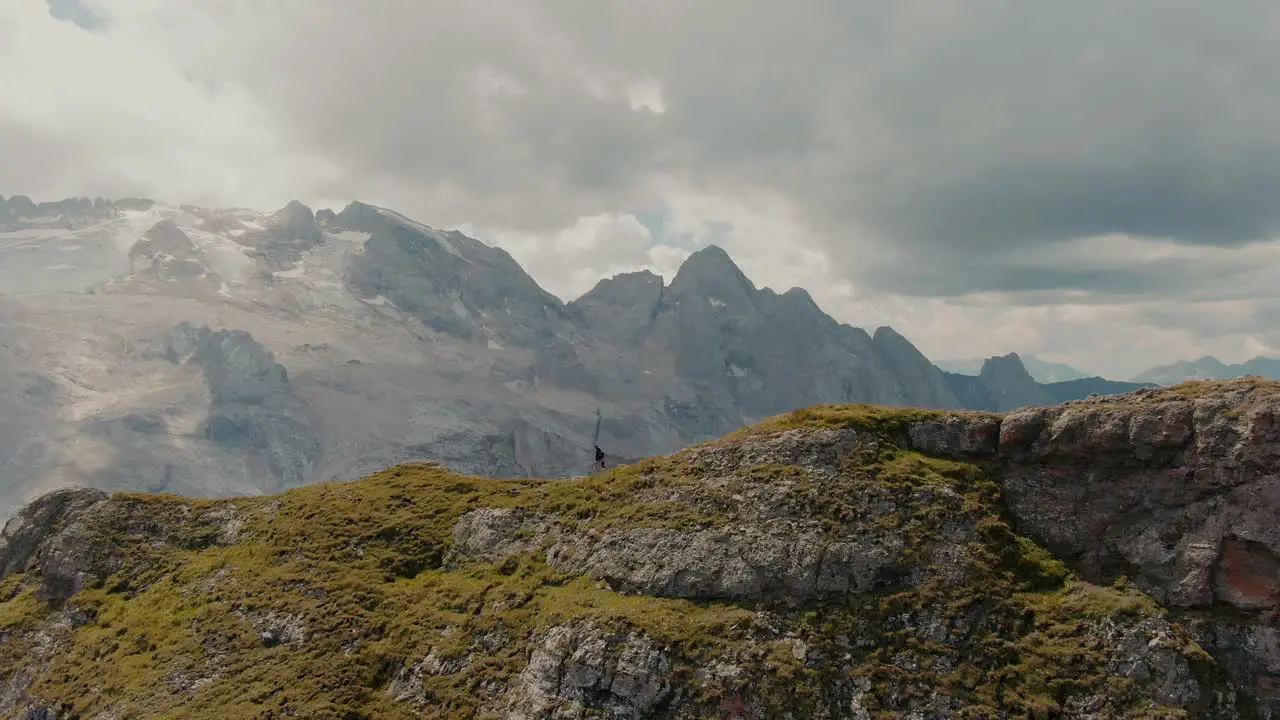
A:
5;0;1280;378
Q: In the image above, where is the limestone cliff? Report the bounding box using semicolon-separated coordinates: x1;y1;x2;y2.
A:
2;379;1277;718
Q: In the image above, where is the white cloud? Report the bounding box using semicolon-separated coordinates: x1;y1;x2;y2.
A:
5;0;1280;379
462;212;688;301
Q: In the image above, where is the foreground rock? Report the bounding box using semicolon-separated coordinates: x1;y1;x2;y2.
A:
1;380;1277;717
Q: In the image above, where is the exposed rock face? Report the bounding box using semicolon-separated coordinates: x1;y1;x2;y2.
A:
503;622;677;719
1;195;1151;516
340;201;569;347
872;379;1280;715
0;488;108;590
568;270;664;345
991;381;1280;712
584;246;969;442
251;200;324;268
127;220;219;289
13;383;1279;717
163;322;322;489
872;326;963;410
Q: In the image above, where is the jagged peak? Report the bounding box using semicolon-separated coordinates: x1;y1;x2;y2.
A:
871;326;912;345
332;200;387;232
673;244;741;275
667;244;757;304
574;269;664;305
272;199;314;220
978;352;1038;382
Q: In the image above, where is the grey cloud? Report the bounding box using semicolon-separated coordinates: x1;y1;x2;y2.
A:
14;0;1280;303
1141;300;1280;346
861;250;1272;304
46;0;104;30
191;2;1280;279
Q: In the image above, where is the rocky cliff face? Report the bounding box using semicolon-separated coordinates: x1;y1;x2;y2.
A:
992;380;1280;713
340;201;570;347
574;246;969;442
0;380;1275;718
163;322;322;490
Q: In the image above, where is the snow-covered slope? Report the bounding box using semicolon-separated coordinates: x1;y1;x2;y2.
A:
0;193;986;518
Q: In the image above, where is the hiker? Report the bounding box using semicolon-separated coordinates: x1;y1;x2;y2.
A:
594;445;606;471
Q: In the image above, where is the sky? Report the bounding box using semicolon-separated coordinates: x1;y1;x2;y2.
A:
5;1;1280;379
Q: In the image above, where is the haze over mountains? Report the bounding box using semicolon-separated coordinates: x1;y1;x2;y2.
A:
0;195;1162;514
1132;355;1280;386
935;354;1090;383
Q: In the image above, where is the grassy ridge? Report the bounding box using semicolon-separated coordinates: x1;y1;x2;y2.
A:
0;409;1230;718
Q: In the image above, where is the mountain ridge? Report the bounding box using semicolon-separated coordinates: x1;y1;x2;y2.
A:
0;194;1175;516
936;353;1091;383
1133;354;1280;385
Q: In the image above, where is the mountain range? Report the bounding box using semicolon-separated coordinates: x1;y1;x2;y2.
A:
1132;355;1280;385
935;354;1090;383
0;194;1151;516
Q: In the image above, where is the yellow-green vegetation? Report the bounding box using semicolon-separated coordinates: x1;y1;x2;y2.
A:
1151;376;1280;401
0;408;1232;719
726;403;997;443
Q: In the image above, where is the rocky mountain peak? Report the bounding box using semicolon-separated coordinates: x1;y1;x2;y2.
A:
779;286;820;310
872;326;964;409
234;200;323;269
124;220;215;286
977;352;1054;411
569;270;665;342
331;200;393;233
342;203;568;346
269;200;318;236
666;244;756;308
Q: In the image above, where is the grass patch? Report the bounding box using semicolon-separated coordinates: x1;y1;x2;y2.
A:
723;403;998;444
0;403;1233;719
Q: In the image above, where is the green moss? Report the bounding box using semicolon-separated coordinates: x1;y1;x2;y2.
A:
1152;377;1280;401
725;403;998;443
0;585;45;630
0;403;1233;718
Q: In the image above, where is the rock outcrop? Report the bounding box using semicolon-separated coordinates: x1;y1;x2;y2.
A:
1;380;1275;718
992;381;1280;713
243;200;325;269
125;220;222;292
0;194;121;230
339;201;570;347
163;322;322;489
